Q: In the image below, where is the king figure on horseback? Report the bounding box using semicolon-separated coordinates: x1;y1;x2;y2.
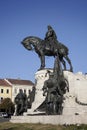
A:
44;25;58;52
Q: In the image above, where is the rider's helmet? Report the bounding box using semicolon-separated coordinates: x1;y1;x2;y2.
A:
47;25;53;31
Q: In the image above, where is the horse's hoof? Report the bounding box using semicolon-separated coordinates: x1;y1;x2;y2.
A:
39;66;45;70
70;69;73;72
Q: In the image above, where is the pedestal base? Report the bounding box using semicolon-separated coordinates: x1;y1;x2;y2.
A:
10;114;87;125
12;70;87;124
24;69;53;115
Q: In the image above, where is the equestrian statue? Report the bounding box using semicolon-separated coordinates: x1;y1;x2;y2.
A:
21;25;73;72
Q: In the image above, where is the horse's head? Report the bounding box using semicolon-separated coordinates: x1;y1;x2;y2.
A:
21;38;33;51
21;36;42;52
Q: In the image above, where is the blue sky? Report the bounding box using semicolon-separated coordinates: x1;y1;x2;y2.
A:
0;0;87;82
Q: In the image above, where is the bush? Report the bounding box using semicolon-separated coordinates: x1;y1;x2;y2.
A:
0;98;15;115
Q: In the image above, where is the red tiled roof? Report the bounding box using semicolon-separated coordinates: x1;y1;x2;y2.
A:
7;78;34;86
0;79;11;87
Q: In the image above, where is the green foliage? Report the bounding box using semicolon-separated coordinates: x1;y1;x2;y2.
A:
0;98;15;114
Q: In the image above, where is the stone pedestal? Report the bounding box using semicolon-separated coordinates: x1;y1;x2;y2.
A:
24;70;87;116
12;70;87;124
10;114;87;125
24;69;53;115
63;71;87;115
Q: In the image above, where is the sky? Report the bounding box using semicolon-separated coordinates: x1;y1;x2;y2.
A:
0;0;87;82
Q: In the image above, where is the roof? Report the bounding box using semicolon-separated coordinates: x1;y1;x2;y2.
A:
0;79;11;87
6;78;34;86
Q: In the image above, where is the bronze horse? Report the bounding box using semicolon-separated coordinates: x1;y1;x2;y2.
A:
21;36;73;71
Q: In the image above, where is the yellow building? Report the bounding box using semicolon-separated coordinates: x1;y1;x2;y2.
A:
0;79;12;102
0;78;34;103
6;78;34;102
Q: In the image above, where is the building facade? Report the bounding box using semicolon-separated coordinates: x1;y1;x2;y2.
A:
0;78;34;103
6;78;34;102
0;79;12;103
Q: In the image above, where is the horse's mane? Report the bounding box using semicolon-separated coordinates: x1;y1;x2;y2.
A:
23;36;43;42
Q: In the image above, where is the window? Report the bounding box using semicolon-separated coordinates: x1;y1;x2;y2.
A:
1;89;3;93
6;89;9;94
1;97;3;102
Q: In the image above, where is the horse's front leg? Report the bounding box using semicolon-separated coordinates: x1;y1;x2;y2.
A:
64;55;73;72
39;55;45;70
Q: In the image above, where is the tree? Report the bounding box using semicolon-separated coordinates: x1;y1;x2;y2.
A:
0;98;15;114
